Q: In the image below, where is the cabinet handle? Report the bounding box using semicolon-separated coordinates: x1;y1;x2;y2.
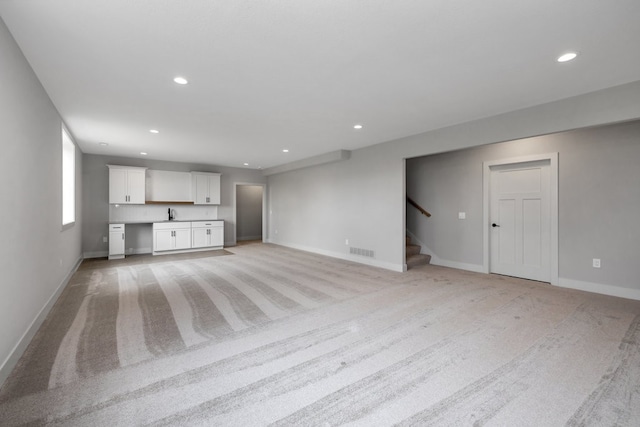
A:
122;233;124;240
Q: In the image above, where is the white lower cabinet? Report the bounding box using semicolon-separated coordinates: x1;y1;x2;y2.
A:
153;222;192;253
153;220;223;255
191;221;224;248
108;224;125;260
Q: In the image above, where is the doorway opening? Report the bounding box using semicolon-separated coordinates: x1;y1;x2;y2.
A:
234;183;266;245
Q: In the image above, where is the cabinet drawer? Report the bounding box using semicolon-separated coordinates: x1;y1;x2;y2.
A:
153;222;192;230
191;220;223;228
109;223;125;232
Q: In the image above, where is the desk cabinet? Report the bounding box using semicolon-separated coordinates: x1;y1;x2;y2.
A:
108;224;125;259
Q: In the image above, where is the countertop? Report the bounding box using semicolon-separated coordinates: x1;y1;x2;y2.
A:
109;219;223;225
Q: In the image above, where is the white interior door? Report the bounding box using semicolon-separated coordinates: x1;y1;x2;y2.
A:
490;160;550;282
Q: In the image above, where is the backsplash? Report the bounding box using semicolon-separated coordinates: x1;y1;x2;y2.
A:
109;204;218;223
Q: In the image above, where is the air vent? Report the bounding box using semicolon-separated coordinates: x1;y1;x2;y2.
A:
350;247;375;258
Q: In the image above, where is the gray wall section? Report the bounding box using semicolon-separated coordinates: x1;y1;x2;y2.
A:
236;185;263;240
82;154;266;255
0;18;83;383
267;80;640;277
268;144;405;270
407;120;640;290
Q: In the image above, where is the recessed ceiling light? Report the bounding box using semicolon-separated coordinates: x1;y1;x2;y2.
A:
243;162;249;166
149;129;159;134
140;152;148;156
353;124;363;129
173;76;188;85
282;149;289;153
98;142;108;146
557;52;578;63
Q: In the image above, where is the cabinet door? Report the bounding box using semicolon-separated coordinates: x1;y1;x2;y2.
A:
210;225;224;247
174;228;192;250
109;231;125;256
154;230;173;252
207;175;221;204
109;168;128;204
191;228;209;248
193;174;210;204
127;169;146;204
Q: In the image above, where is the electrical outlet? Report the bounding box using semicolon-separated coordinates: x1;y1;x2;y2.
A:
345;239;349;245
593;258;601;268
103;236;108;243
458;212;466;220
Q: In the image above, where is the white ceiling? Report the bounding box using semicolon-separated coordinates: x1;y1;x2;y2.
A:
2;1;640;169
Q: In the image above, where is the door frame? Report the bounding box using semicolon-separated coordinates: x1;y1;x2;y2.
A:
232;182;267;246
482;153;558;285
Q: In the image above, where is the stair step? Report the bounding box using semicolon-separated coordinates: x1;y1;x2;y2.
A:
406;244;421;257
406;253;432;269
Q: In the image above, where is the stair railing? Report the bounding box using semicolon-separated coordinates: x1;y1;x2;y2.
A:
407;195;431;217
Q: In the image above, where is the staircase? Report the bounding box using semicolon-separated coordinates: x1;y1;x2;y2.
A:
406;236;431;269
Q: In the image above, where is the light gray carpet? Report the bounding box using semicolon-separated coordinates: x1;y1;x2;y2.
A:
1;243;639;426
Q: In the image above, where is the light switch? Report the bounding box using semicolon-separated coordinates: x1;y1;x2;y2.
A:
458;212;466;220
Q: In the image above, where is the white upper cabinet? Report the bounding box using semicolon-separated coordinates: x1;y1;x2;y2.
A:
191;172;221;205
108;165;147;204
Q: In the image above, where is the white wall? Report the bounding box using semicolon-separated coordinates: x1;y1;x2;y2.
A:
267;80;640;274
0;18;83;385
407;120;640;297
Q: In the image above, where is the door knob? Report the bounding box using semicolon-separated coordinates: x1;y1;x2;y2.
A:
492;223;500;227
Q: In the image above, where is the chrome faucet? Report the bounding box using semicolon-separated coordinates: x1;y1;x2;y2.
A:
168;208;176;221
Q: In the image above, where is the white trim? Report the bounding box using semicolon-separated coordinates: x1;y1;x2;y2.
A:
152;246;224;256
273;241;405;272
483;153;559;286
0;256;83;387
83;250;109;259
402;158;407;271
558;278;640;301
233;182;267;247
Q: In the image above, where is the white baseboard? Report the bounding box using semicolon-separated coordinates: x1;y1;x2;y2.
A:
558;278;640;301
272;240;405;272
0;256;83;387
84;250;108;259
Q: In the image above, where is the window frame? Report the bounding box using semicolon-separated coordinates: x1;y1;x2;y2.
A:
61;126;76;228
